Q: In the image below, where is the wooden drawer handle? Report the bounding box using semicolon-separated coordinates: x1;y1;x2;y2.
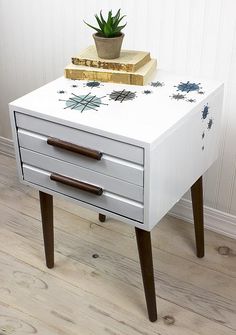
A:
47;137;102;160
50;173;103;196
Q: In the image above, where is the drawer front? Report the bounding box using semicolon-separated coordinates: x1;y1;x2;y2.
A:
15;112;144;165
21;149;143;202
18;129;143;186
23;165;144;223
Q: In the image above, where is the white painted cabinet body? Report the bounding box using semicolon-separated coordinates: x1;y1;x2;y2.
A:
9;70;224;230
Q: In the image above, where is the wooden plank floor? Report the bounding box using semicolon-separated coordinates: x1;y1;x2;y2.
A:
0;153;235;335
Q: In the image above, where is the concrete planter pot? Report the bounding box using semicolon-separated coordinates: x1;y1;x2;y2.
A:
93;33;124;59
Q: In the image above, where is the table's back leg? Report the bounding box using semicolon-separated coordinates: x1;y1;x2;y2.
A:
99;213;106;222
191;176;205;258
39;191;54;268
135;227;157;322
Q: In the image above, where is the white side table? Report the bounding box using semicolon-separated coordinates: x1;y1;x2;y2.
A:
9;70;224;321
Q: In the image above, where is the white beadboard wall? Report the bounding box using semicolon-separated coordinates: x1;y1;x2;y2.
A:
0;0;236;233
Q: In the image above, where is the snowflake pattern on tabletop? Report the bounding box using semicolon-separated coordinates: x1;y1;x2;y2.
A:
59;92;108;113
150;81;164;88
170;93;186;101
170;80;204;103
143;90;153;95
109;89;136;103
175;81;203;94
84;81;103;89
186;98;196;103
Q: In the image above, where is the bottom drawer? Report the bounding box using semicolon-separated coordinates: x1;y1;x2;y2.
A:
23;165;143;223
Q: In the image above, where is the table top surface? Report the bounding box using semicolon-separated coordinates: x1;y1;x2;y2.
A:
10;70;223;147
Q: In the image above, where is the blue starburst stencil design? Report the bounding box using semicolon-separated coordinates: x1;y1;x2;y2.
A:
84;81;102;88
200;102;213;152
201;104;209;119
175;81;202;93
59;92;108;113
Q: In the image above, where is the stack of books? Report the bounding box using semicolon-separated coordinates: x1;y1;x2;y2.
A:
64;46;157;86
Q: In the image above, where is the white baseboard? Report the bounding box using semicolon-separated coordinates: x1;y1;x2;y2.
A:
0;136;235;239
170;199;236;239
0;136;15;157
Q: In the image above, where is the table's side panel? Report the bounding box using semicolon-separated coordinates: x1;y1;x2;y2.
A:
145;86;224;230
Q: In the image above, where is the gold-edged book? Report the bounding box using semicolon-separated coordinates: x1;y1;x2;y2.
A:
65;59;157;86
72;46;151;72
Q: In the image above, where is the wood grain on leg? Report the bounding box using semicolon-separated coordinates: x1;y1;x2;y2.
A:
39;191;54;268
191;176;204;258
135;227;157;322
99;213;106;222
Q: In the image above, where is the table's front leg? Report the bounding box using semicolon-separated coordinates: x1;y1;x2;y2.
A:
39;191;54;268
135;227;157;322
191;176;204;258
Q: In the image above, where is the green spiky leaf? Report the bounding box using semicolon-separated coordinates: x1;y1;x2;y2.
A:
103;22;113;37
113;15;126;30
107;10;113;28
116;23;127;32
84;9;126;38
83;21;102;34
95;14;104;31
113;9;121;23
99;10;106;25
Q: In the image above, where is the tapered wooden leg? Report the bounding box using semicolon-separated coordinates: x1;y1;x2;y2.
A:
99;213;106;222
191;176;204;258
135;227;157;322
39;191;54;268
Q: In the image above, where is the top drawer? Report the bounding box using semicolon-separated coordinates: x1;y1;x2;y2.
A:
15;112;144;165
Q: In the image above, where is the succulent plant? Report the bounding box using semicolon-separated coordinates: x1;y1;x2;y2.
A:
84;9;127;38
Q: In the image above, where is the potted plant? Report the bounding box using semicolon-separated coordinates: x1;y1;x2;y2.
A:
84;9;127;59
